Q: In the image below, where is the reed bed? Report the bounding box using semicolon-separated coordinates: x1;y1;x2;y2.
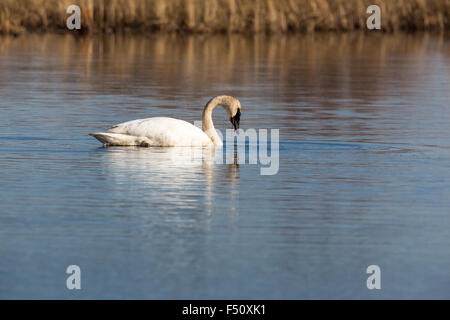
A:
0;0;448;35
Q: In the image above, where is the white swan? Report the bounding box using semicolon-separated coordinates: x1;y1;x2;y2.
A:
89;95;241;147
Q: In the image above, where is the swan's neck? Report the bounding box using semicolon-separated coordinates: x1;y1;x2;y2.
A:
202;96;230;147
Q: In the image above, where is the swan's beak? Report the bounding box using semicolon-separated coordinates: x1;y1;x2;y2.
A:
230;109;241;131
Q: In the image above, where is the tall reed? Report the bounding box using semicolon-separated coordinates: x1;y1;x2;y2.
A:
0;0;448;35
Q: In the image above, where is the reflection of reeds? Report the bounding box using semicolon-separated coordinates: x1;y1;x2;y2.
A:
0;0;448;35
1;32;446;108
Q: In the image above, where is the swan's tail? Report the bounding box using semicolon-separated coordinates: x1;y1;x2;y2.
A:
89;132;142;146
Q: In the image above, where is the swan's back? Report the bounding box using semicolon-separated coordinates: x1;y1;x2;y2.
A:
106;117;212;147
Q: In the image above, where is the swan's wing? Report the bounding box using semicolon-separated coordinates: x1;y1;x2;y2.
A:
107;117;211;146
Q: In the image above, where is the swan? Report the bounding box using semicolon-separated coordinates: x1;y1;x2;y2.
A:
89;95;241;147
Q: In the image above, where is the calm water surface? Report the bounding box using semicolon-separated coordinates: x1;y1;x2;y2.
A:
0;33;449;299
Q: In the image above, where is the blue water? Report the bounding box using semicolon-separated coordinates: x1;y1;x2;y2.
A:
0;33;449;299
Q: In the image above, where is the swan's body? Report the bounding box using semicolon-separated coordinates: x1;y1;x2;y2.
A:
91;117;213;147
90;95;241;147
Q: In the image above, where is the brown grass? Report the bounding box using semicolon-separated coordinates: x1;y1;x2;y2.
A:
0;0;448;35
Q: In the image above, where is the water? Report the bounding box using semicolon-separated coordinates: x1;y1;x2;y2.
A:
0;33;449;299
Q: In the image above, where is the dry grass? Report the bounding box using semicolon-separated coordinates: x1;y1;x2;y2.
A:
0;0;448;35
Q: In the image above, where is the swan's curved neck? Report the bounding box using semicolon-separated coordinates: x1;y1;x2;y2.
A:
202;96;233;146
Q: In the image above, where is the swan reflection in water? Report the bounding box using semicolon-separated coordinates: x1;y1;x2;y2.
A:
98;146;240;222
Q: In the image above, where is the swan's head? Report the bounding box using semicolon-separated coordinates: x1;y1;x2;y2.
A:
230;108;241;130
228;99;242;131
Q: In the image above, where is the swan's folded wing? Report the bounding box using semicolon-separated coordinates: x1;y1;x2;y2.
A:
107;118;150;134
107;117;212;147
89;132;154;146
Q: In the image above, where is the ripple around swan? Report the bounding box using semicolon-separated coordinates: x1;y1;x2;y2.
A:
279;140;449;154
